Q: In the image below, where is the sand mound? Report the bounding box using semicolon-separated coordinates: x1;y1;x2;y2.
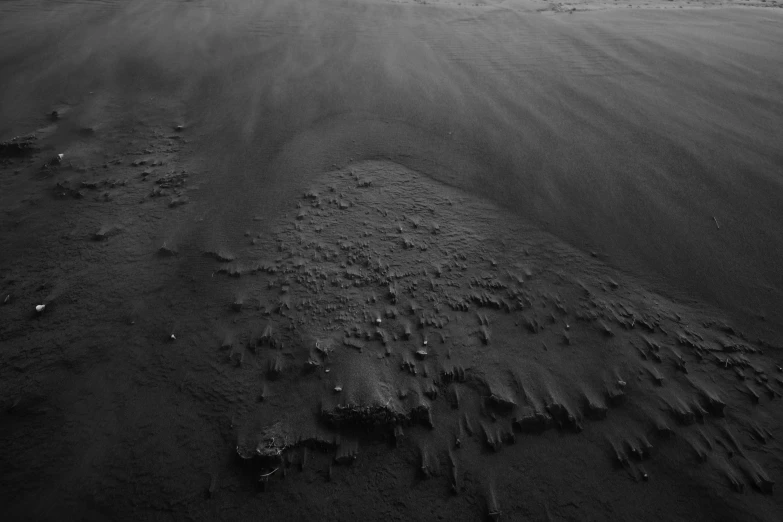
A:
217;160;781;512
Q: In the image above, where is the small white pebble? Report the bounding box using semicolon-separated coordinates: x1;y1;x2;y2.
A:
35;304;46;313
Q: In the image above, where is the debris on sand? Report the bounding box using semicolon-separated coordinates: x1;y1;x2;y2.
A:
447;450;459;493
486;393;516;413
513;408;552;434
335;437;359;464
479;325;491;344
481;422;503;452
50;107;74;123
236;422;290;463
342;337;365;352
158;243;178;256
156;171;188;188
321;402;431;430
204;249;235;263
268;354;283;377
169;195;189;208
419;445;435;478
486;484;502;521
737;458;774;494
52;180;84;199
43;153;64;168
93;224;124;241
315;338;334;356
0;134;38;157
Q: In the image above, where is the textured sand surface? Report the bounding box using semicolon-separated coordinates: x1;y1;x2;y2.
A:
1;0;782;520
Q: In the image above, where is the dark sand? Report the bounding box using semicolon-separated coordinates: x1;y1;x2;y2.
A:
1;0;783;520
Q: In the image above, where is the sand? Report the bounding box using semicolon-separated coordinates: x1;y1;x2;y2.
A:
1;0;783;520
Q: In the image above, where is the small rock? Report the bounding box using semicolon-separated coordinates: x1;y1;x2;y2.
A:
169;196;189;208
46;153;64;166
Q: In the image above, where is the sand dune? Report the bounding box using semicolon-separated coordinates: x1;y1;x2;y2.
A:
1;0;782;520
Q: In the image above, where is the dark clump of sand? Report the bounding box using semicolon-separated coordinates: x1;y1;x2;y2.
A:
1;0;783;521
